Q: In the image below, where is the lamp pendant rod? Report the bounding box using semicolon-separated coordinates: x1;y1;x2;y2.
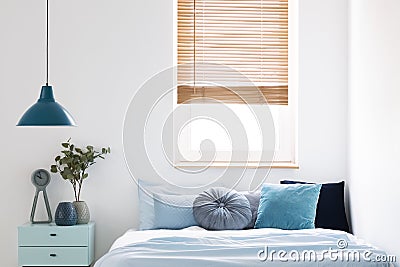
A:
193;0;196;94
46;0;49;86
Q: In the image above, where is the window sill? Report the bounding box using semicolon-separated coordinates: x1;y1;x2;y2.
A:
174;161;299;169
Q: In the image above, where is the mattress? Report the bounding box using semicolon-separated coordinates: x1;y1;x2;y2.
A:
95;227;394;267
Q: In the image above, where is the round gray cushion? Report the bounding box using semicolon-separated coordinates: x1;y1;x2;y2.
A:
193;187;252;230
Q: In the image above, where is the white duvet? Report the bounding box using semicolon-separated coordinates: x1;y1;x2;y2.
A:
95;227;395;267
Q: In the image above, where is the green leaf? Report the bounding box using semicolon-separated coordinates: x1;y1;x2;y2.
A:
108;147;111;153
70;144;74;151
55;155;61;161
67;174;74;180
75;148;82;154
61;150;72;156
62;143;69;148
83;173;89;179
87;145;94;151
50;165;58;173
102;148;106;154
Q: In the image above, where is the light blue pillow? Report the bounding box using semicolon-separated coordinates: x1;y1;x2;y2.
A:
255;183;322;230
153;193;198;229
137;179;212;230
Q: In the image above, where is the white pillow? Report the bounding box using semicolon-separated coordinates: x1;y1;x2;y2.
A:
138;180;174;230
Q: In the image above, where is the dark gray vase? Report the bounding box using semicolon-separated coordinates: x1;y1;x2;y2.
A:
73;201;90;224
55;202;77;226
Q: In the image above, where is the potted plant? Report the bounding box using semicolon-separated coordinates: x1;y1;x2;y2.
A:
51;139;110;224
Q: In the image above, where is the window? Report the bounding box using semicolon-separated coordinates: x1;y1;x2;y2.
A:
174;0;297;168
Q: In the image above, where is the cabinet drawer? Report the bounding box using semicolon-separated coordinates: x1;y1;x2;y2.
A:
18;224;88;246
18;247;89;266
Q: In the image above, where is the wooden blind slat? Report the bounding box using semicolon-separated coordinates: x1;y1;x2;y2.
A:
177;0;288;105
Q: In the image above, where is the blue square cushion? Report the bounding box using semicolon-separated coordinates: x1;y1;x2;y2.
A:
255;183;322;230
280;180;350;232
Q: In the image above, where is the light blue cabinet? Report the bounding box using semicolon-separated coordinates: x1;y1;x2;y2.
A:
18;222;95;266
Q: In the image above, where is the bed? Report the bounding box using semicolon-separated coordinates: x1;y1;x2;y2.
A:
94;227;394;267
94;181;395;267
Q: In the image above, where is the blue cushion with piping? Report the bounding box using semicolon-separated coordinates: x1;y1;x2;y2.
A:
255;183;321;230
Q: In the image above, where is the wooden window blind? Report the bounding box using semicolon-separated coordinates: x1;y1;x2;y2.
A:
177;0;288;105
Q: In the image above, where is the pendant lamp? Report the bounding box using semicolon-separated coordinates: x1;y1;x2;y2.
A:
17;0;76;126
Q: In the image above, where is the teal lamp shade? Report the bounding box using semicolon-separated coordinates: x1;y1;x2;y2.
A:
17;85;76;126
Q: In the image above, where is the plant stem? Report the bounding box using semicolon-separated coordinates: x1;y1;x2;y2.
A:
72;181;77;201
77;181;81;201
77;171;84;201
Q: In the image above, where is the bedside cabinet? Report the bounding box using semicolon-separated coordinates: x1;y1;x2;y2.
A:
18;222;95;267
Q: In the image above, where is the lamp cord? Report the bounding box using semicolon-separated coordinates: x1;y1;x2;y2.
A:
193;0;196;93
46;0;49;86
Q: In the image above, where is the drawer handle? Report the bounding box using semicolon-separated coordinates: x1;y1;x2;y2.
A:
49;254;57;257
50;233;57;237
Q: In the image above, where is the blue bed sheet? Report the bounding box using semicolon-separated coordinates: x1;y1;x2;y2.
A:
95;228;395;267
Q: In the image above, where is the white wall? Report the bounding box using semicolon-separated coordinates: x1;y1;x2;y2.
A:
0;0;348;266
349;0;400;259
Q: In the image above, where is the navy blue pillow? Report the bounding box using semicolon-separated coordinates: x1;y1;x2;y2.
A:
280;180;349;232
